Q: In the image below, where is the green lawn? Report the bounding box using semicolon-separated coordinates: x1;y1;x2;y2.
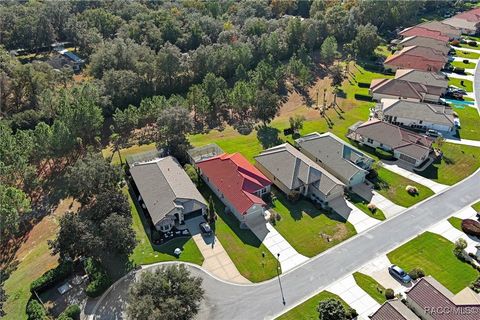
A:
451;60;476;69
454;106;480;140
373;167;434;207
347;192;386;220
453;49;480;59
387;232;478;294
353;272;386;304
127;188;204;266
448;216;463;231
375;45;391;58
419;143;480;185
276;291;350;320
458;42;480;50
270;192;356;257
448;78;473;92
472;200;480;212
199;186;279;282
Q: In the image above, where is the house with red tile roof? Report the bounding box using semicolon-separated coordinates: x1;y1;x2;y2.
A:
384;46;448;72
398;27;450;42
444;8;480;34
196;152;272;226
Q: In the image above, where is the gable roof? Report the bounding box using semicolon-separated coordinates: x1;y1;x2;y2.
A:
406;277;480;320
351;119;433;160
129;157;207;225
369;299;420;320
398;36;450;55
454;7;480;23
384;46;447;72
255;143;344;195
417;20;462;38
394;69;448;88
370;78;444;100
295;132;373;184
443;17;479;31
380;98;455;127
196;153;271;215
399;26;450;42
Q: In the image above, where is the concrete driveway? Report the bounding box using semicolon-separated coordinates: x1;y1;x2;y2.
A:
185;216;250;284
352;183;405;218
329;197;380;233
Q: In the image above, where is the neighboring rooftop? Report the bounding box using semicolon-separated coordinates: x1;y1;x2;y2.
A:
453;7;480;23
398;36;451;55
379;99;455;127
394;69;448;88
254;143;344;195
295;132;373;184
129;156;207;225
196;153;271;215
370;78;444;101
417;20;462;38
348;119;433;161
399;26;450;42
369;299;420;320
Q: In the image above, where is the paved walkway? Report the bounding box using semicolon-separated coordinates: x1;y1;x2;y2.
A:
187;217;250;284
428;219;480;255
352;183;405;218
248;213;309;272
330;197;380;233
381;163;448;193
326;274;380;320
445;137;480;147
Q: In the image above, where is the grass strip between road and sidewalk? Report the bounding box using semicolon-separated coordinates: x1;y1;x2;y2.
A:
353;272;387;304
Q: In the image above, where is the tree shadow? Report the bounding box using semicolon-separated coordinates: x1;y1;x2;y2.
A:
256;126;284;149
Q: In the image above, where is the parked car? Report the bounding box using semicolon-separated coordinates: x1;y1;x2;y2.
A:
199;222;212;236
388;265;412;284
426;129;442;138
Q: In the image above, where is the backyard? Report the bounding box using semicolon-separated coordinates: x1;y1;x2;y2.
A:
387;232;478;294
453;105;480;140
419;143;480;185
270;192;357;258
373;167;434;207
352;272;386;304
448;77;473;92
276;291;350;320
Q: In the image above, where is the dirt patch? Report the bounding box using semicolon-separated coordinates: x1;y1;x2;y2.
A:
331;224;349;241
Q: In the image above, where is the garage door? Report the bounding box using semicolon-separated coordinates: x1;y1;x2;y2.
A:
184;209;204;220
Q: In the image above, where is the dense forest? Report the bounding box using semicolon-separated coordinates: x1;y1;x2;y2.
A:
0;0;469;318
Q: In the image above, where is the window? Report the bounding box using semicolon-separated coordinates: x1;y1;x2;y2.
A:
419;120;423;124
367;138;374;144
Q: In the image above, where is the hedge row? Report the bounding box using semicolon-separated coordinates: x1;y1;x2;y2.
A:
375;147;395;160
30;261;73;293
84;258;112;298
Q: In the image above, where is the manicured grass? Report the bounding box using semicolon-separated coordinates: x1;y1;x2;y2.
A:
353;272;386;304
375;45;391;58
451;60;476;69
448;77;473;92
347;192;386;220
453;50;480;59
448;216;463;231
199;186;279;282
127;187;204;266
454;106;480;140
270;192;356;257
373;167;434;207
472;200;480;212
387;232;478;294
419;143;480;185
276;291;350;320
458;42;480;50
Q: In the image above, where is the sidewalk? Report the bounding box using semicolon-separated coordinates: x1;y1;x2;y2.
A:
446;137;480;147
381;163;448;193
451;45;480;53
352;183;405;218
326;274;380;320
329;197;380;233
248;213;309;272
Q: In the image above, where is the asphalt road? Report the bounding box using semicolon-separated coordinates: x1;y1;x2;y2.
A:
91;170;480;320
475;56;480;110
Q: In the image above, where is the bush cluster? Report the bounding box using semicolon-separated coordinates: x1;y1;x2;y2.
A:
84;258;112;298
461;219;480;237
375;148;395;160
26;299;46;320
470;276;480;293
30;261;73;293
385;288;395;300
58;304;81;320
408;267;425;280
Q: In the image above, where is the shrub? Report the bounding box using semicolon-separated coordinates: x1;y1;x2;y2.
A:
462;219;480;237
26;299;46;320
30;260;73;293
346;307;358;319
385;288;395;300
60;304;81;320
367;203;377;213
453;238;468;259
454;67;465;74
468;40;477;46
375;148;395;160
408;267;425;280
451;40;460;46
406;185;418;195
84;258;112;298
470;276;480;293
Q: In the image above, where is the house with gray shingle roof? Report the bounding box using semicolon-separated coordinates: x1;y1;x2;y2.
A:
394;69;448;89
295;132;374;187
129;156;207;233
375;98;456;133
370;78;445;103
254;143;345;205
